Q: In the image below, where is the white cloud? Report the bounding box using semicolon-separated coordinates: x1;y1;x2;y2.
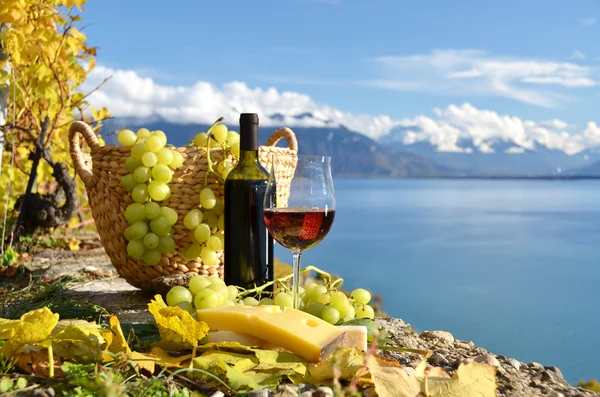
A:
368;49;596;108
83;66;600;156
570;50;586;60
580;17;597;27
391;103;597;155
83;66;395;139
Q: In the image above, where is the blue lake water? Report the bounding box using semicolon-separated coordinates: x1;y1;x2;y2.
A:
274;178;600;384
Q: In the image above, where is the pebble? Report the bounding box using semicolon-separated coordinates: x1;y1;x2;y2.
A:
297;384;311;393
473;354;501;368
210;392;225;397
548;392;565;397
276;385;297;397
454;341;472;350
528;361;544;370
299;392;312;397
313;386;334;397
507;358;521;371
421;330;455;344
545;366;564;379
429;352;450;366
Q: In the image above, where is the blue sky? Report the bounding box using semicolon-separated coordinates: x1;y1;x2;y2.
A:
81;0;600;153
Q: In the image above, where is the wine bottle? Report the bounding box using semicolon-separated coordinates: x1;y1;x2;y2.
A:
224;113;275;291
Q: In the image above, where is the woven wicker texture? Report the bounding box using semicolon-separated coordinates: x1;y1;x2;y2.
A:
69;121;298;290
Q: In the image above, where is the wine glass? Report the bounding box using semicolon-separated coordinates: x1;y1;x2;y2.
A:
264;155;336;309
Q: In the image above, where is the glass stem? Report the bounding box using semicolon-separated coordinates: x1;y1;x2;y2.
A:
292;250;302;309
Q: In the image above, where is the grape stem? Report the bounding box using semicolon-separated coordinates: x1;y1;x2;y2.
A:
203;117;227;186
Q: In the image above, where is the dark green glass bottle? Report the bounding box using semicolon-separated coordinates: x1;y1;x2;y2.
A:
224;113;275;290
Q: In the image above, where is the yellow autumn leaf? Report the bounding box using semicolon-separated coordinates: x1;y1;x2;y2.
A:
150;346;193;368
129;351;156;374
0;318;20;339
308;348;366;383
101;315;131;361
1;308;59;357
68;237;81;251
368;355;421;397
148;295;209;349
51;322;105;360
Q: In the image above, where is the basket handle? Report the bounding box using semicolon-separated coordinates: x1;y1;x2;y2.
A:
265;127;298;152
69;121;99;186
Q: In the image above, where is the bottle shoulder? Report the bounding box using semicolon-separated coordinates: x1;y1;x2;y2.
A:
226;162;270;181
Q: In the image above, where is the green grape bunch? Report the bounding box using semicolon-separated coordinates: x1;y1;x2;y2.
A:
118;128;183;266
163;266;377;325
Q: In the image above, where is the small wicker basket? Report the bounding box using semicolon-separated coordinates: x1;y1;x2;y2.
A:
68;121;298;290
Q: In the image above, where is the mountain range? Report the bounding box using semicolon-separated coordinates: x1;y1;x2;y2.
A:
102;116;600;178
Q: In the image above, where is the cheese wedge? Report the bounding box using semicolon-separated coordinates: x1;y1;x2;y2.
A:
196;305;345;362
207;325;368;352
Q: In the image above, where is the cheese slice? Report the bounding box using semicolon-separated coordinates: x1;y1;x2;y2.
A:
196;305;345;362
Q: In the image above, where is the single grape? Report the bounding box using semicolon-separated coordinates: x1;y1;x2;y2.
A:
118;129;137;146
146;135;165;153
310;285;328;303
217;214;225;231
144;202;161;219
160;207;178;225
150;216;171;236
321;306;341;325
136;128;151;140
142;151;158;167
227;131;240;145
274;292;293;308
157;235;175;254
243;297;259;306
125;203;146;224
189;275;211;294
194;289;219;310
131;142;147;161
227;285;239;300
222;300;235;307
212;199;224;215
351;288;372;305
216;231;224;246
124;226;135;241
304;283;318;296
176;301;195;314
355;304;375;319
120;174;137;192
207;283;229;302
199;188;216;209
341;304;356;320
193;132;208;147
183;209;203;230
206;235;222;251
166;286;193;306
127;239;145;260
157;148;174;165
184;244;202;260
331;291;350;313
305;302;325;318
150;130;167;146
230;142;240;157
143;232;159;249
170;151;184;169
133;166;151;183
148;181;170;201
132;184;149;203
152;164;173;183
194;223;211;243
203;211;218;229
125;157;142;174
317;293;331;305
200;247;219;266
130;220;149;240
211;124;228;144
259;297;274;306
143;249;161;266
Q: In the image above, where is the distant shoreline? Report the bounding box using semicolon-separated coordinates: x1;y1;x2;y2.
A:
334;175;600;180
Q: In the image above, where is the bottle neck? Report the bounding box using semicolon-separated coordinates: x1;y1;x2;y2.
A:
238;149;259;165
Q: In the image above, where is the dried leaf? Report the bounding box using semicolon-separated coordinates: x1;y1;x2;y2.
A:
419;361;497;397
308;348;366;382
148;295;208;349
129;351;156;374
0;318;19;339
149;346;192;368
369;355;421;397
101;315;131;361
52;322;105;360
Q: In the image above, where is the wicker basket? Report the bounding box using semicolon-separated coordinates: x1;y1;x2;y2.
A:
68;121;298;290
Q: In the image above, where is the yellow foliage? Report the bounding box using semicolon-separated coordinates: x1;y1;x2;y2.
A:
0;0;110;223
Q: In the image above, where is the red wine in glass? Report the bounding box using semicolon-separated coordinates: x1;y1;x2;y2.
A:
264;207;335;251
